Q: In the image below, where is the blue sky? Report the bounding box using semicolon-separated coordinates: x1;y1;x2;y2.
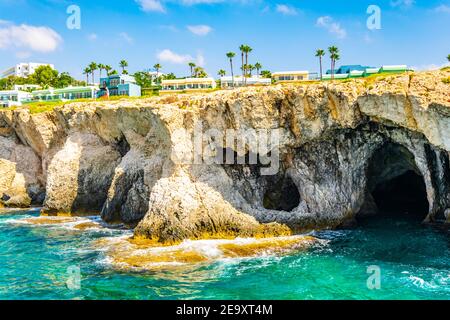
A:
0;0;449;80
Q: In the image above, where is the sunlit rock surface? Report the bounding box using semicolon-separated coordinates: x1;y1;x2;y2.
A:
0;69;449;242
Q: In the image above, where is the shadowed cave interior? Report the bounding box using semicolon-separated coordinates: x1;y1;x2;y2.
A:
263;175;300;212
365;143;429;219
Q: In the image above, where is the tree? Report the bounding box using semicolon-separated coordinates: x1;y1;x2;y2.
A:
188;62;196;77
56;72;74;88
226;52;236;87
29;65;59;88
315;49;325;80
218;69;226;77
104;65;112;76
83;67;91;84
243;45;252;83
193;66;207;78
88;62;98;84
331;52;340;78
328;46;339;80
239;45;246;85
447;54;450;62
133;71;153;88
109;69;118;75
119;60;128;74
254;62;262;77
247;64;255;77
98;63;105;79
161;73;176;80
153;63;162;76
260;70;272;79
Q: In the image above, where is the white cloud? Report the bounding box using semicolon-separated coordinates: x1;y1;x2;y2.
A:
119;32;134;44
187;25;212;36
276;4;297;15
0;23;62;52
87;33;97;41
434;4;450;13
157;49;205;66
390;0;414;8
157;49;194;64
135;0;166;12
316;16;347;39
136;0;250;13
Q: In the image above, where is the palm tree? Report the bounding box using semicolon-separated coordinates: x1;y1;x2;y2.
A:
218;69;226;77
328;46;339;80
254;62;262;77
188;62;196;77
88;62;98;84
447;54;450;62
83;67;91;84
194;66;207;78
331;52;340;79
119;60;128;74
315;49;325;80
247;64;255;77
242;45;253;84
153;63;162;77
104;65;112;76
226;52;236;87
239;45;246;85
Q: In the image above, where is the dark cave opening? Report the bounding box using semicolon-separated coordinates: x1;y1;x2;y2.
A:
364;143;429;220
263;176;300;212
371;170;429;217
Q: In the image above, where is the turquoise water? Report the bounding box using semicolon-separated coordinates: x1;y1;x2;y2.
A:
0;208;448;300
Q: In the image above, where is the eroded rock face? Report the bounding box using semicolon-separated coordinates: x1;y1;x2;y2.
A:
42;132;121;215
0;69;448;242
0;134;44;207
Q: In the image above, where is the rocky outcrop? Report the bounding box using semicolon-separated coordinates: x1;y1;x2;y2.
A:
0;69;449;243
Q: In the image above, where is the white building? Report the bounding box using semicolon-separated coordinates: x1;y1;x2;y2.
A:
272;71;309;83
160;77;217;93
220;76;271;88
0;62;55;79
13;84;41;91
0;90;32;107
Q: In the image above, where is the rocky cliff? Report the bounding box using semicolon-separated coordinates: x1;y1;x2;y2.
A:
0;70;449;243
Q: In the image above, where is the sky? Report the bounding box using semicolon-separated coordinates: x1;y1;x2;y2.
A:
0;0;449;80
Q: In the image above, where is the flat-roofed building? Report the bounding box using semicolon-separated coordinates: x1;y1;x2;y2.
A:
380;65;408;73
13;84;41;91
0;62;55;79
220;76;271;88
161;77;217;93
272;71;309;83
0;90;32;107
98;74;141;97
31;86;98;102
322;73;350;80
364;67;381;76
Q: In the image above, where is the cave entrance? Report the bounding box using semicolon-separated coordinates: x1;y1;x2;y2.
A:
263;175;300;212
365;143;429;220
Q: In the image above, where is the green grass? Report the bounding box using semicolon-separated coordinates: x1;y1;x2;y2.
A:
1;95;160;114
